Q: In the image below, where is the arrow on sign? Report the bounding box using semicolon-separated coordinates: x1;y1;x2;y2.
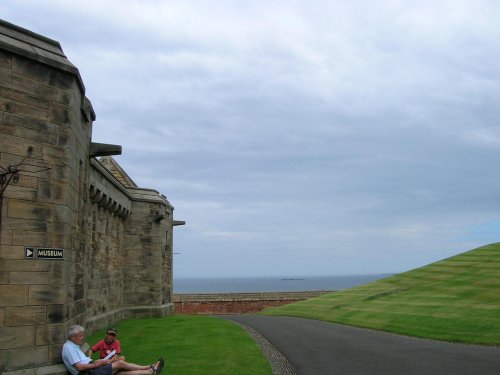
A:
25;247;35;258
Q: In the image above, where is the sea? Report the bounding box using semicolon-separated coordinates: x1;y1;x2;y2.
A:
173;274;391;294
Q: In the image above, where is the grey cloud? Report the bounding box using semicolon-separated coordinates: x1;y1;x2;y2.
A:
4;0;500;277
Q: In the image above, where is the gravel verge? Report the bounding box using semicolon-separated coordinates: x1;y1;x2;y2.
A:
223;318;296;375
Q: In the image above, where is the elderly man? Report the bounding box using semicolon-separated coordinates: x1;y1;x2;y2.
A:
62;325;164;375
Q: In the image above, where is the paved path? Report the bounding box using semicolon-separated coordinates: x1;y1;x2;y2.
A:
223;315;500;375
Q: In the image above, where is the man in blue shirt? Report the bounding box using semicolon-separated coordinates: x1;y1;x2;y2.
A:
62;325;164;375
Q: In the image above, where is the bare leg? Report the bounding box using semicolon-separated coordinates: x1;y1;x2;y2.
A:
111;359;160;374
112;360;150;371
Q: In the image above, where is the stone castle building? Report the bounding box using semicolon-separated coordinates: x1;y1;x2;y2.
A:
0;20;183;374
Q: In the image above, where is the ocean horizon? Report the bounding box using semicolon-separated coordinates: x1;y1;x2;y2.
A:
173;274;391;293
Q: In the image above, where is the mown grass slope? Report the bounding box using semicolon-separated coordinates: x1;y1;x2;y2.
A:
262;243;500;345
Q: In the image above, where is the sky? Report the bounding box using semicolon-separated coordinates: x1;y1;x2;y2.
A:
3;1;500;278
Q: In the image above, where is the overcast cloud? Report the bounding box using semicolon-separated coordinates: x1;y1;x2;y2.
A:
3;1;500;277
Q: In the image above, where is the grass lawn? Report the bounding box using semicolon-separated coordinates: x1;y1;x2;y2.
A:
262;243;500;346
85;315;272;375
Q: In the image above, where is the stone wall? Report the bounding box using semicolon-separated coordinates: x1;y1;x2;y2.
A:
0;20;181;374
122;188;174;319
173;291;334;314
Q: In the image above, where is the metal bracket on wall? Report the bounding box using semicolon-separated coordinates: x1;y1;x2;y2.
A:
0;147;51;199
0;165;20;196
0;147;51;249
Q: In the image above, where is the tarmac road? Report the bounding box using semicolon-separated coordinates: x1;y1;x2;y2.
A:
224;315;500;375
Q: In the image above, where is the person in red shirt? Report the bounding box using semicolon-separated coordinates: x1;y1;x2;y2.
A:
87;328;125;362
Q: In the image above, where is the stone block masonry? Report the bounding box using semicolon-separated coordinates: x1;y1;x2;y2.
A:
173;291;334;314
0;19;183;374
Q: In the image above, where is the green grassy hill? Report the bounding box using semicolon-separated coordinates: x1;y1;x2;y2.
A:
262;243;500;345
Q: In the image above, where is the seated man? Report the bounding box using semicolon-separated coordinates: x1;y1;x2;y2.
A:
62;324;164;375
87;327;125;362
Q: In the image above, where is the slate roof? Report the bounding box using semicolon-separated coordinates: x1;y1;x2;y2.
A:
99;156;138;188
